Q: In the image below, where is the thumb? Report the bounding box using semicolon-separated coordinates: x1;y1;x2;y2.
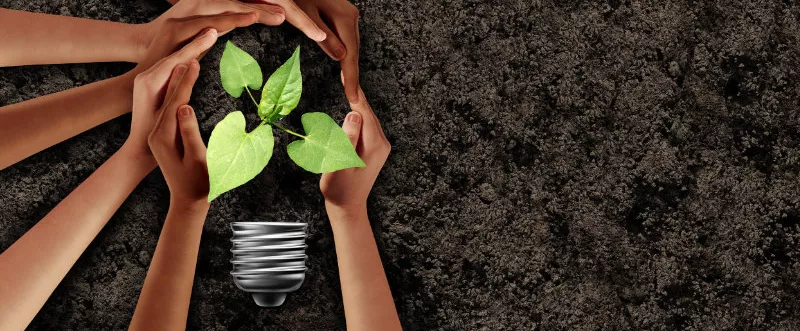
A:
342;111;362;148
177;105;207;160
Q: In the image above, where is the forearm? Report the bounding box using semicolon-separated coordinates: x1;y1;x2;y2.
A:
129;201;209;331
0;144;156;331
327;204;402;331
0;9;146;66
0;72;135;169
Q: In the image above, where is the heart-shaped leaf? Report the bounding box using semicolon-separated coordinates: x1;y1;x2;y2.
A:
207;111;274;201
286;112;365;174
220;41;263;98
258;46;302;121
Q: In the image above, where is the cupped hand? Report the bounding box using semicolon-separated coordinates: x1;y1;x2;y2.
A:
320;87;390;212
165;0;359;102
155;0;327;46
294;0;361;102
147;62;210;206
134;12;258;74
126;12;257;155
127;12;249;156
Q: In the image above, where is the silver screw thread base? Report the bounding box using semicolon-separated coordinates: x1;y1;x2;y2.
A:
230;222;308;308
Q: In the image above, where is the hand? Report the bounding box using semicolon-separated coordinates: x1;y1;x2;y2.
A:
162;0;358;101
126;12;257;155
154;0;327;51
294;0;361;102
320;87;390;212
147;60;210;206
125;20;219;156
134;12;258;74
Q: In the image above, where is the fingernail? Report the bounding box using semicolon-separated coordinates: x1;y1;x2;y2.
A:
346;112;361;124
175;64;188;75
205;28;217;38
333;46;346;59
178;107;192;118
315;30;327;42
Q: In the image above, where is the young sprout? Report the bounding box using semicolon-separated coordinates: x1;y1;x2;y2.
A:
207;42;364;202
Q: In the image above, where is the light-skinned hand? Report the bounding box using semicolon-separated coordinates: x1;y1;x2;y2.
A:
294;0;361;102
165;0;360;101
320;87;391;212
160;0;327;43
127;12;258;156
134;12;258;74
129;64;209;330
147;64;210;207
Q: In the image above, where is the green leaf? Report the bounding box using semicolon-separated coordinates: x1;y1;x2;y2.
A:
220;41;263;98
286;112;365;174
258;46;302;121
207;111;274;201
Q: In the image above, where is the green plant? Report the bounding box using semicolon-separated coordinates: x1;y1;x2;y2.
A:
206;42;365;202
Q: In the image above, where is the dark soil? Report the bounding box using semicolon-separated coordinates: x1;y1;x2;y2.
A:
2;0;800;330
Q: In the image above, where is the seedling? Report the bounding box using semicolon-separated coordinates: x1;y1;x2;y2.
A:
206;42;365;202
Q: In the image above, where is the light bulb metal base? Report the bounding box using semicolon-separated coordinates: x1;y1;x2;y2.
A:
230;222;308;308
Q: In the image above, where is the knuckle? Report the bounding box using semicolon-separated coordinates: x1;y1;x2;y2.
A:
180;120;197;132
190;154;206;166
147;133;159;148
181;128;197;139
346;4;360;17
378;141;391;155
319;181;331;195
134;73;157;93
133;73;149;87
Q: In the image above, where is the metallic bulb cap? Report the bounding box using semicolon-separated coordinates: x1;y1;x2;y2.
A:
230;222;308;307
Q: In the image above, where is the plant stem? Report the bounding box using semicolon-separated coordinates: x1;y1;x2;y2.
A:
245;88;259;108
272;122;307;139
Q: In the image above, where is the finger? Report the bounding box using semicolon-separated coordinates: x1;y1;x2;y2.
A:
232;1;286;26
154;60;200;146
162;64;189;106
178;11;258;40
308;12;345;60
347;85;387;142
164;60;201;116
199;0;284;27
261;0;326;41
147;28;217;87
177;105;207;160
331;14;360;102
342;111;362;148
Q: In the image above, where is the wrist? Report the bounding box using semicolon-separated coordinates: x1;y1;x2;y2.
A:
169;198;210;216
114;69;138;96
325;202;368;223
128;23;152;63
165;198;209;231
118;142;157;169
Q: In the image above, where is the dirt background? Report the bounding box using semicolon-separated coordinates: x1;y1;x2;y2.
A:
2;0;800;330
